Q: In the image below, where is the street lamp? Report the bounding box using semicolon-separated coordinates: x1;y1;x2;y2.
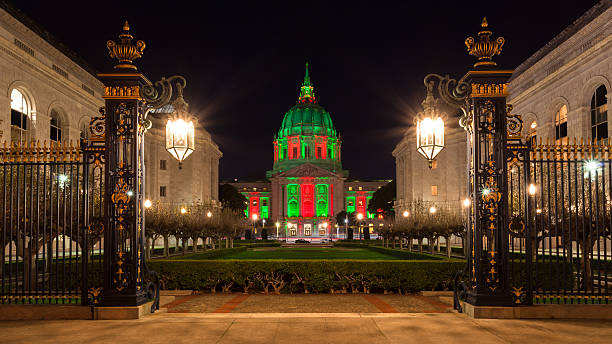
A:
251;213;258;239
165;81;195;169
344;217;348;239
402;210;409;217
528;183;537;196
415;81;445;168
429;206;437;214
275;221;280;239
180;207;187;214
144;199;152;209
206;210;212;218
462;198;470;207
357;213;364;241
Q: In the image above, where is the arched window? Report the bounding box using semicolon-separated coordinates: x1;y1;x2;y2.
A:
50;110;62;142
555;105;568;143
10;89;29;141
591;85;608;141
528;120;537;146
79;122;88;142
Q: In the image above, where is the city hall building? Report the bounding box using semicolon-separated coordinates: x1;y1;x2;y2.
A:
0;2;221;207
394;0;611;214
229;65;389;239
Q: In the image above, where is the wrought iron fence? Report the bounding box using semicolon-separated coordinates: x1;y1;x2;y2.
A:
0;140;104;305
508;138;612;305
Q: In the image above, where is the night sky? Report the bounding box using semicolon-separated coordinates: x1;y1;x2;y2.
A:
13;0;598;181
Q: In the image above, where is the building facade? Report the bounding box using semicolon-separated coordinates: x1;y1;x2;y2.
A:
230;64;388;239
393;1;611;215
0;3;221;206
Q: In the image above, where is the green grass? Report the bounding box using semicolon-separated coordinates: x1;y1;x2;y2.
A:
216;247;408;260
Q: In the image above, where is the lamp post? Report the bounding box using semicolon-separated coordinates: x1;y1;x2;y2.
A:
99;22;198;307
357;213;364;241
251;213;258;240
275;221;280;240
344;217;348;239
262;218;266;240
420;18;513;308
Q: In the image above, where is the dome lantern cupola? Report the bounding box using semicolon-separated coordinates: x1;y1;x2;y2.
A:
268;63;345;178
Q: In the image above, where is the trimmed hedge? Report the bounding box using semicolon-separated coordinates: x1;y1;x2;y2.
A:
167;247;247;260
148;259;464;294
334;242;441;260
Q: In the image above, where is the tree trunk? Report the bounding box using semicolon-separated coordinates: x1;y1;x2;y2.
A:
145;237;151;260
231;238;234;248
218;238;222;250
392;237;396;249
461;236;466;257
579;242;594;292
446;235;451;258
418;238;423;252
182;239;187;255
436;237;441;252
430;238;435;254
192;238;198;253
163;235;169;258
226;237;229;248
400;238;404;249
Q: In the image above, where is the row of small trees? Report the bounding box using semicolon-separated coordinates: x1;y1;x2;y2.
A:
144;202;244;259
380;201;466;258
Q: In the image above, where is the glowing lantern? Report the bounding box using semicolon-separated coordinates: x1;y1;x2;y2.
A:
165;86;195;169
416;81;445;168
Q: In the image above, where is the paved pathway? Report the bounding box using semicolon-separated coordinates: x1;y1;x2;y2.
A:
1;294;611;343
1;313;611;344
165;293;453;313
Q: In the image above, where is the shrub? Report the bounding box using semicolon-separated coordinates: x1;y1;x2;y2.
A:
167;247;247;260
147;259;464;294
333;242;441;260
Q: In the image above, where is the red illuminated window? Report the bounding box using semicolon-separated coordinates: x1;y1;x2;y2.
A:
301;184;314;217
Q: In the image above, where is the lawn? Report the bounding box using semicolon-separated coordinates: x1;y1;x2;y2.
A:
216;247;405;260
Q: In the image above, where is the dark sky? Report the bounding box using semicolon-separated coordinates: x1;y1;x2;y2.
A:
13;0;598;180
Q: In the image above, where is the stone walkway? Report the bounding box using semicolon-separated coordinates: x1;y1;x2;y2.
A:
1;294;611;343
164;294;453;314
2;313;611;344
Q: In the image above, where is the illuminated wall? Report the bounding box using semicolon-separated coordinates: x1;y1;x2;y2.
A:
301;184;315;217
316;184;329;217
287;184;299;217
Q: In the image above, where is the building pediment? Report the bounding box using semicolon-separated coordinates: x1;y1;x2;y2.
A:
275;163;341;179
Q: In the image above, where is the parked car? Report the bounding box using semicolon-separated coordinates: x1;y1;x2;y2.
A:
294;239;310;243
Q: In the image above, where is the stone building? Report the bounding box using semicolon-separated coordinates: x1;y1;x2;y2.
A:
229;64;388;239
393;0;611;215
0;2;221;206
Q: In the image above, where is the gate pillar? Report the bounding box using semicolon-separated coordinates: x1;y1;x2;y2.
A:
464;69;514;306
99;23;149;306
463;19;514;306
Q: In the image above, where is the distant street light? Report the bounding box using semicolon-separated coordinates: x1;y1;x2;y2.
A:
462;198;470;207
402;210;409;217
528;183;537;196
144;199;152;209
206;211;212;218
275;221;280;238
429;206;437;214
180;207;187;214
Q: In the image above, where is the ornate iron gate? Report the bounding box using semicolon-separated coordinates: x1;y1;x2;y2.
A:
0;113;105;306
507;119;612;305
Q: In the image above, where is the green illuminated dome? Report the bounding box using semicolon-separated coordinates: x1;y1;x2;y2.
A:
277;63;337;139
267;63;345;178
